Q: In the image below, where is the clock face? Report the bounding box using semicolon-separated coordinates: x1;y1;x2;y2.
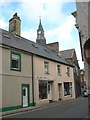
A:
38;31;41;34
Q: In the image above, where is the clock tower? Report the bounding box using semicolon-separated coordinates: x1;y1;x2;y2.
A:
36;18;46;47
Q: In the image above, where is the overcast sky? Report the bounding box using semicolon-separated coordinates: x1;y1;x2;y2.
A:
0;0;84;69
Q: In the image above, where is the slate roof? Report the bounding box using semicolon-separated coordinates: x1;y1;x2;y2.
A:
60;49;75;59
0;29;73;67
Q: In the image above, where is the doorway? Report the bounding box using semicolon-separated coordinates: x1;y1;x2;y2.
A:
22;84;29;107
58;84;61;100
48;83;51;100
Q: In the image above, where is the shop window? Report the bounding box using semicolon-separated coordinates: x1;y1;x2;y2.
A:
39;80;48;100
64;82;72;96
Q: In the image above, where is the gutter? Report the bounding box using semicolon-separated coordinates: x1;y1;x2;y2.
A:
79;32;84;61
32;53;35;106
1;43;74;68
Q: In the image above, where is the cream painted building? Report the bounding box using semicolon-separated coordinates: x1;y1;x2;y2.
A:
34;17;75;106
0;32;35;112
33;55;75;106
0;13;76;113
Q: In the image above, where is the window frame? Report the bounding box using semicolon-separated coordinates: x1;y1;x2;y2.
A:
67;67;70;77
57;64;61;76
39;80;48;100
44;61;49;74
64;82;72;97
10;51;21;72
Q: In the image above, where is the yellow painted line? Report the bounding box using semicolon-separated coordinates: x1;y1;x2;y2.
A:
2;101;69;118
2;97;83;118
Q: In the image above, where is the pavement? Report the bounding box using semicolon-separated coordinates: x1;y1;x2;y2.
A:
1;96;83;118
83;115;90;120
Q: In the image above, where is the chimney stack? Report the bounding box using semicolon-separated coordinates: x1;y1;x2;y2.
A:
9;13;21;36
47;42;59;52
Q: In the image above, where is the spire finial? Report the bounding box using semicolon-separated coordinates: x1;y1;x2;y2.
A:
38;16;43;30
39;16;41;24
39;16;41;20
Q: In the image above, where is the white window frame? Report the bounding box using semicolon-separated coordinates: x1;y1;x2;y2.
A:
44;61;49;74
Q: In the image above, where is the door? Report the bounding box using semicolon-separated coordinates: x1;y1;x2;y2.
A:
48;83;51;100
22;86;29;107
58;84;61;100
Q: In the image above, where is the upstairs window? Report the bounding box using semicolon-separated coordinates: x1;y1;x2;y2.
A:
67;67;70;76
44;61;49;74
10;51;21;71
57;65;61;75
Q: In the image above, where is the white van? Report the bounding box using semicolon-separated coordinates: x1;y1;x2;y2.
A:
83;90;88;97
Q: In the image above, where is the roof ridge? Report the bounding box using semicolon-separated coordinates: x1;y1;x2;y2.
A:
60;48;75;52
2;29;73;67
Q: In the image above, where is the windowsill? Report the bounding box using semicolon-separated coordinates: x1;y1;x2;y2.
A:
58;74;61;76
45;72;50;75
12;68;19;70
11;68;21;72
39;99;48;101
64;95;72;97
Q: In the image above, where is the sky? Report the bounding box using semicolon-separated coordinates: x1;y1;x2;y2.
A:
0;0;84;69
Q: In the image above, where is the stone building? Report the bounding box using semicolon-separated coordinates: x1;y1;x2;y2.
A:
60;49;81;98
72;1;90;91
72;1;90;113
80;69;86;94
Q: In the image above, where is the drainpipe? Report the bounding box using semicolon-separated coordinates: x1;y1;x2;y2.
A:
32;53;35;106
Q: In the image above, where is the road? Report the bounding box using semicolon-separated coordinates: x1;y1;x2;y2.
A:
3;97;88;118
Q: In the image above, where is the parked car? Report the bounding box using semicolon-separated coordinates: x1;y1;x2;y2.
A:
83;90;88;97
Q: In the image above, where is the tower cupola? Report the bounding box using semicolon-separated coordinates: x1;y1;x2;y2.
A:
36;18;46;47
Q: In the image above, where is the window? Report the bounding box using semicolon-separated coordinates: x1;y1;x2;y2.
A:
32;44;38;48
67;67;70;76
57;65;61;75
44;62;49;74
39;80;48;100
44;49;49;53
14;20;16;24
14;26;16;31
10;51;21;71
64;82;72;96
23;88;26;96
3;33;10;39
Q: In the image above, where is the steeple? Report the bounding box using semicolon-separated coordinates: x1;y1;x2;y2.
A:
38;17;43;30
36;17;46;47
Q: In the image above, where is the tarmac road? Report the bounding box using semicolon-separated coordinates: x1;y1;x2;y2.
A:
2;97;88;119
